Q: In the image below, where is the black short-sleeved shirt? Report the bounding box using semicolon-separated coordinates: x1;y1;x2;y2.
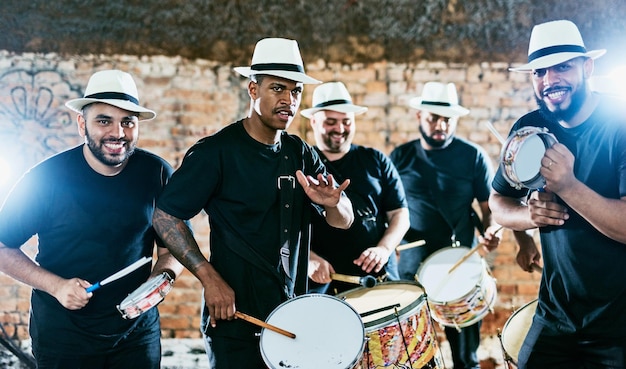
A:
310;145;407;277
156;120;327;339
492;97;626;337
0;146;172;354
390;137;493;249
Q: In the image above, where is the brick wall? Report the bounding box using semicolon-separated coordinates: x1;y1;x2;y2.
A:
0;51;540;341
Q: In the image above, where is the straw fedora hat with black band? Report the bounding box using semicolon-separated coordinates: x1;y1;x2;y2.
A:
234;38;321;85
409;82;469;118
300;81;368;118
66;69;156;121
509;19;606;73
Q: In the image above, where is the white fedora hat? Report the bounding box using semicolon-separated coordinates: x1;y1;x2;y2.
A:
409;82;469;117
510;20;606;72
66;70;156;120
234;38;321;84
300;81;368;118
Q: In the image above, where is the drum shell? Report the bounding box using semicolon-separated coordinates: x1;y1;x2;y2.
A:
337;282;444;369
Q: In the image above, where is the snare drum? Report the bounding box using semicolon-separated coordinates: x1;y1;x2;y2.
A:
337;282;443;369
260;294;365;369
501;299;538;365
116;272;173;320
500;126;558;190
417;246;497;329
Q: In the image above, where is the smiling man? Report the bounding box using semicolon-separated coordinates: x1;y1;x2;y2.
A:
0;69;183;369
489;20;626;368
302;81;409;296
151;38;354;369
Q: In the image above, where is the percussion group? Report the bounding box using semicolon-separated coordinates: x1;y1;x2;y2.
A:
113;125;552;369
259;244;503;369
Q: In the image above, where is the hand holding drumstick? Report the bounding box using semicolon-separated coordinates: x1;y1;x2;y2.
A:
448;225;503;274
234;311;296;339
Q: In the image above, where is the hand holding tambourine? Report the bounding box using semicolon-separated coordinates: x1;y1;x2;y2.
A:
500;126;558;190
116;272;174;319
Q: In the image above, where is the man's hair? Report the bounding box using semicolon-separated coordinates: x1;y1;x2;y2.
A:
250;74;267;84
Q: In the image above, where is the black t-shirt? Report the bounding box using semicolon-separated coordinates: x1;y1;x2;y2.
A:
0;146;172;354
310;144;407;277
492;97;626;337
156;120;327;339
390;137;493;249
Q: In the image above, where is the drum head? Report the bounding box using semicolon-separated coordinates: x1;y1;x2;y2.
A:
502;299;538;363
512;134;546;182
336;281;425;330
417;247;483;302
260;294;365;369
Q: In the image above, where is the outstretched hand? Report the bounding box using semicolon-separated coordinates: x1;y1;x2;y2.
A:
295;170;350;207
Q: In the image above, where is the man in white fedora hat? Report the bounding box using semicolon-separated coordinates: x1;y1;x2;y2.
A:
153;38;354;369
302;81;410;299
390;81;501;369
0;69;183;368
490;19;626;369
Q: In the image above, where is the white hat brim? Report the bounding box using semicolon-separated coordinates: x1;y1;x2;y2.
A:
65;98;156;121
409;97;469;117
300;104;368;119
234;67;321;84
510;49;606;72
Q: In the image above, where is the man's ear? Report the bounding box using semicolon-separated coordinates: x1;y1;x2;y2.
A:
248;80;258;100
77;113;86;137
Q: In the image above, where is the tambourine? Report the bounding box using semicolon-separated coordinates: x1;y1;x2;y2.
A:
116;272;173;320
500;126;558;190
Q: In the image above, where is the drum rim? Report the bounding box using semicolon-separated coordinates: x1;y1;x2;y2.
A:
499;126;557;189
417;246;484;301
118;273;171;308
336;281;427;330
501;298;538;362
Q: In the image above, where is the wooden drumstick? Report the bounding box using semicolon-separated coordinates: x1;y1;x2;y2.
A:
447;226;504;274
531;264;543;273
447;247;481;274
396;239;426;251
331;273;377;288
234;311;296;339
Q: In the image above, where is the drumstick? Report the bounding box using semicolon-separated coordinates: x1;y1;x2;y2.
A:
485;120;506;145
396;239;426;251
331;273;377;288
86;257;152;293
447;226;504;274
447;247;481;274
234;311;296;339
531;264;543;273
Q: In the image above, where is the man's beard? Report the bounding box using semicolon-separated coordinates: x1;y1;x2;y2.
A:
85;127;135;166
419;125;452;148
537;80;587;123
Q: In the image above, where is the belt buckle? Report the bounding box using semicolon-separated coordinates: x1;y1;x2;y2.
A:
277;175;296;189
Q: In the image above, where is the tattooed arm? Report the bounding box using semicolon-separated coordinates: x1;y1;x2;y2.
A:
152;207;235;327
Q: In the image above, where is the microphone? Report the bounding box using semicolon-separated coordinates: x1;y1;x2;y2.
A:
331;273;377;288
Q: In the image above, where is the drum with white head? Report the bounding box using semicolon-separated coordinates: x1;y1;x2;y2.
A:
259;294;365;369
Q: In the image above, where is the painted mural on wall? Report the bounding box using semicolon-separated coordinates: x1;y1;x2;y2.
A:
0;69;83;198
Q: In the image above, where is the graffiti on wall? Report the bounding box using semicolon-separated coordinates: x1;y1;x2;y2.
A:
0;69;83;195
